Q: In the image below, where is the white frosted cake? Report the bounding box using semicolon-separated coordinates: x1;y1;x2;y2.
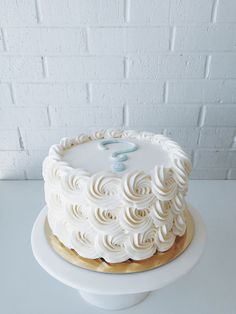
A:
43;129;192;263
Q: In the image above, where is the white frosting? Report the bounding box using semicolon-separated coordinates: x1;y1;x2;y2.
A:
86;172;122;209
120;171;155;209
63;138;172;173
43;129;192;263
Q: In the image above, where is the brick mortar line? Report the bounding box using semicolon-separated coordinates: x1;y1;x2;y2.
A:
211;0;219;23
1;28;8;51
1;23;236;28
2;80;236;86
1;52;236;57
0;25;217;29
169;26;176;51
85;27;90;53
163;82;168;103
124;0;130;24
46;106;51;127
1;79;236;83
2;105;187;108
9;83;16;104
197;128;202;146
35;0;42;24
86;83;92;103
4;77;236;83
204;55;212;79
4;78;236;84
191;150;196;166
2;79;236;84
42;56;49;78
198;105;206;128
17;127;25;150
2;22;236;28
123;104;128;127
230;129;236;149
124;56;129;79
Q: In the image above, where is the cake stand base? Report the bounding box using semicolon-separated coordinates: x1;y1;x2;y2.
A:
79;290;149;310
31;204;206;310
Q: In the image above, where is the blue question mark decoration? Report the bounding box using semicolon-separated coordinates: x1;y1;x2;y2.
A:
98;139;138;173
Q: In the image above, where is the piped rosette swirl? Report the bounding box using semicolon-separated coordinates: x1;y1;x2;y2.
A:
71;225;99;259
125;228;157;260
96;233;129;263
156;224;175;252
119;207;152;233
61;169;89;202
152;166;177;201
88;207;122;234
150;200;173;231
121;171;155;209
85;172;121;209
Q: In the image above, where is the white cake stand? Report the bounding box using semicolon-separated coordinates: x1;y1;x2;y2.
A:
31;205;206;310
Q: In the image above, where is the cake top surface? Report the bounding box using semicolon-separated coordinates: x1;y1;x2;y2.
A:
44;129;191;182
63;138;172;174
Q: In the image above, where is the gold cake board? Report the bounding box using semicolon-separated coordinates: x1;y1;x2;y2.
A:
45;210;194;274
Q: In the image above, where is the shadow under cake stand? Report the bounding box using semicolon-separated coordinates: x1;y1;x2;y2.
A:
31;205;206;310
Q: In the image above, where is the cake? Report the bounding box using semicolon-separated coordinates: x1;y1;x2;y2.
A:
43;129;192;263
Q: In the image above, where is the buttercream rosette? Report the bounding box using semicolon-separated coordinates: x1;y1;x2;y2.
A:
152;166;177;201
156;224;176;252
65;202;88;227
88;207;122;234
86;172;122;209
61;168;90;201
125;228;157;260
120;171;155;209
96;233;129;263
149;200;174;231
70;222;99;259
119;207;152;233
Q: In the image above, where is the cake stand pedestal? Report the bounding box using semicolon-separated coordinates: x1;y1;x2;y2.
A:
31;205;206;310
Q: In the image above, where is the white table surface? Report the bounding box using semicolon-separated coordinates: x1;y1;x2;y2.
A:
0;180;235;314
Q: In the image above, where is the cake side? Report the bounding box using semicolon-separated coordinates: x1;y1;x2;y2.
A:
43;129;192;263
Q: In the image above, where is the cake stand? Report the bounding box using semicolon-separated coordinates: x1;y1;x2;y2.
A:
31;205;206;310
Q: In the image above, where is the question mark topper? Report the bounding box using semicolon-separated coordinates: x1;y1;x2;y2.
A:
98;139;139;173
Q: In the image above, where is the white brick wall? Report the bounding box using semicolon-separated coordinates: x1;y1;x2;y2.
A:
174;25;236;51
15;83;87;105
128;55;206;79
129;0;169;25
47;56;124;80
40;0;124;25
6;28;87;54
0;56;44;80
49;106;123;127
0;0;235;180
91;82;164;105
127;105;201;127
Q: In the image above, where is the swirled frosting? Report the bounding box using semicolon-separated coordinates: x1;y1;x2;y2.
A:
152;166;177;201
43;129;192;263
125;228;157;260
121;171;155;209
86;172;122;209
